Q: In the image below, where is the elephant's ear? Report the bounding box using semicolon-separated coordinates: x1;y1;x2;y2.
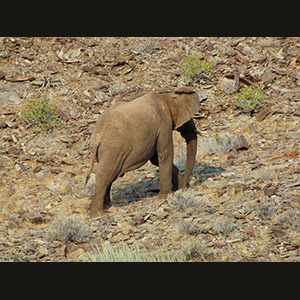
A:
169;88;199;129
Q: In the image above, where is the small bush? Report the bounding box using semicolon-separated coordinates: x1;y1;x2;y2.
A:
256;200;278;221
211;215;236;236
273;209;300;231
178;220;200;236
47;214;92;243
183;243;212;262
179;55;213;83
235;86;265;109
20;98;62;132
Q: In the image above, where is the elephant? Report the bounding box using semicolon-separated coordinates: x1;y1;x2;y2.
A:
86;87;200;218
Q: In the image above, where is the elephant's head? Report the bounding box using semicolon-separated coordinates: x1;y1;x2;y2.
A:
166;87;200;187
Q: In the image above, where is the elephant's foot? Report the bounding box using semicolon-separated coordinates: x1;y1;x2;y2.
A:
158;191;169;200
89;199;106;218
89;207;106;219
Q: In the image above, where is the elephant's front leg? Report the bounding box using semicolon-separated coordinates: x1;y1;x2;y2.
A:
150;152;183;191
157;133;173;199
171;165;183;191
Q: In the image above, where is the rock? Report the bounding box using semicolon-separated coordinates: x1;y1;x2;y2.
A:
263;184;278;197
218;77;239;95
61;135;80;144
15;163;24;172
0;70;6;79
290;167;300;173
109;233;130;243
6;120;14;128
33;166;42;173
35;169;51;180
56;46;82;63
270;226;285;237
67;248;85;260
290;197;300;208
261;72;275;85
237;135;250;150
272;68;287;76
5;75;36;82
55;107;69;122
131;215;145;225
119;221;131;235
234;44;244;54
0;87;23;104
198;91;208;102
252;53;267;62
0;119;7;128
255;108;273;122
246;226;260;237
11;134;19;143
23;212;46;224
154;207;169;220
286;181;300;188
38;246;49;258
224;159;234;167
69;109;77;118
55;246;67;257
245;210;256;221
234;44;254;56
31;80;44;87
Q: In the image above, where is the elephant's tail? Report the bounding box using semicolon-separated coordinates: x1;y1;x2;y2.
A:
84;144;99;187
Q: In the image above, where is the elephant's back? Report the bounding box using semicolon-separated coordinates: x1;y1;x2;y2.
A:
97;94;160;148
107;93;161;129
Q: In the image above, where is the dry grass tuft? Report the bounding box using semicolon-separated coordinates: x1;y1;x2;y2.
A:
183;243;212;261
85;242;183;262
273;209;300;231
47;213;92;243
167;188;206;214
178;220;201;236
198;133;240;156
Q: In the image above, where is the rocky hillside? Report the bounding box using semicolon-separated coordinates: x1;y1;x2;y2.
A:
1;37;300;261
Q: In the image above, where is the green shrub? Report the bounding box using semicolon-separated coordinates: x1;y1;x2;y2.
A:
179;55;213;83
20;98;62;132
235;86;265;109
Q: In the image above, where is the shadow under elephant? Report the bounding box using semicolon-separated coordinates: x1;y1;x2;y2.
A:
111;165;226;207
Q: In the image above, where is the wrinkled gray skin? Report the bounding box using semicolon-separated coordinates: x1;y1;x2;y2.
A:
86;87;199;218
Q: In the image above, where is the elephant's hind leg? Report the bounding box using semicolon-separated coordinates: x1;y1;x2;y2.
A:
89;161;119;218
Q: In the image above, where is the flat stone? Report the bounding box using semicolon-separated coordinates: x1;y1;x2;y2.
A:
23;212;46;224
255;108;273;121
237;135;250;150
